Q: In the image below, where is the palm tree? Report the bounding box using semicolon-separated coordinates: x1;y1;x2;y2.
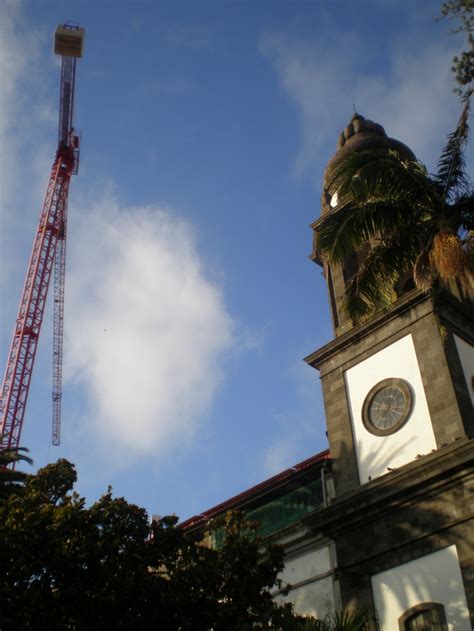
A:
292;608;380;630
316;94;474;323
0;447;33;500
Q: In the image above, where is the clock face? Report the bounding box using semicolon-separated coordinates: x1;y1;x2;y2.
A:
362;378;413;436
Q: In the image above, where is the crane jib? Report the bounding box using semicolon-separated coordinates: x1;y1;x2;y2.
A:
0;23;84;457
58;56;76;152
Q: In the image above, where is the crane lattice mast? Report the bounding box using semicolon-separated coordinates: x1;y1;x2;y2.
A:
52;211;67;446
0;24;84;452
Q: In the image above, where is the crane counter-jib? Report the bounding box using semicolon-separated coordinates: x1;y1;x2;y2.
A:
54;25;84;58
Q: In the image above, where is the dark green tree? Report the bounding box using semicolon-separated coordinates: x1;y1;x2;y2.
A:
0;458;302;630
0;447;32;500
316;98;474;322
440;0;474;98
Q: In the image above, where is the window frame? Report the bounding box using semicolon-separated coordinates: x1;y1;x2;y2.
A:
398;601;448;631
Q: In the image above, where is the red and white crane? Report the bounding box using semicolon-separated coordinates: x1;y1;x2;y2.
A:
0;24;84;452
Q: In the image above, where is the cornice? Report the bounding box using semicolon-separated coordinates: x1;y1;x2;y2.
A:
302;438;474;538
305;288;474;372
304;289;430;370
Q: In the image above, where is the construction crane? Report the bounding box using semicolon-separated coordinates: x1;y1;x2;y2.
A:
0;24;84;453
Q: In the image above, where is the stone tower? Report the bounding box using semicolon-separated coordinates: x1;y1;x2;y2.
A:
306;113;473;497
304;114;474;624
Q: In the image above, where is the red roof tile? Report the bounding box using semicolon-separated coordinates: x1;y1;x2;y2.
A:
180;449;330;530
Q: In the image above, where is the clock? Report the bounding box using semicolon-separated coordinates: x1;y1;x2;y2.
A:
362;378;413;436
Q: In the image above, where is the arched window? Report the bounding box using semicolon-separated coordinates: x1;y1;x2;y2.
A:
398;602;448;631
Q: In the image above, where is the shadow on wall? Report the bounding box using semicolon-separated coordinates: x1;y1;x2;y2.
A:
327;439;472;629
371;545;471;630
355;435;414;483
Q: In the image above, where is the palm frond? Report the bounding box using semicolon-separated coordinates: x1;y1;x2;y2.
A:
450;195;474;232
330;150;435;207
317;196;434;264
435;92;472;201
0;447;33;500
316;204;371;263
319;608;380;630
343;231;420;322
464;231;474;282
318;150;440;263
413;251;434;291
0;446;33;468
430;230;473;291
343;263;394;323
291;608;380;630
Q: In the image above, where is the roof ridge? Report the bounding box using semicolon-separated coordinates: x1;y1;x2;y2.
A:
180;448;330;529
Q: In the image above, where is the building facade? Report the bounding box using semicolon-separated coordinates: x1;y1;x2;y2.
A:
182;115;474;630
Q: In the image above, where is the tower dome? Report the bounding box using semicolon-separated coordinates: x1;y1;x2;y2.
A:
322;113;416;214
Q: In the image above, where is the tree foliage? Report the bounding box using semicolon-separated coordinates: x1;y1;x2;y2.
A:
440;0;474;98
0;459;304;630
289;609;379;631
0;447;33;500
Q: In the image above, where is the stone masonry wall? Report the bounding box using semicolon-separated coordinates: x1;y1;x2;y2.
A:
306;292;473;497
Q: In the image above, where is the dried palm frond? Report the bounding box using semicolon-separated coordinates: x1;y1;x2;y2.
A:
430;231;469;282
464;231;474;262
413;251;434;291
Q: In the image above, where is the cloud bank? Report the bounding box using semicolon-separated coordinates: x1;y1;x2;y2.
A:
260;16;465;179
0;2;56;302
64;197;235;461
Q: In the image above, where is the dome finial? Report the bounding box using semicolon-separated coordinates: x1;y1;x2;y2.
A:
337;113;386;149
323;114;417;215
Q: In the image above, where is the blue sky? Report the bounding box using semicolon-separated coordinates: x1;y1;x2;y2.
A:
1;0;471;520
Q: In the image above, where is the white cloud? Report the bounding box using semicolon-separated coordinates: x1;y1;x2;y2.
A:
0;1;26;145
0;1;26;214
64;195;235;461
0;2;51;206
260;18;465;179
0;3;55;301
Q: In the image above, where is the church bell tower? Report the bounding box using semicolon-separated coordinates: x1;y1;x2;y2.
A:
305;114;474;498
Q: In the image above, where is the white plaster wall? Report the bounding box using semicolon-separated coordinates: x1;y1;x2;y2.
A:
371;545;470;630
454;334;474;405
275;545;335;618
275;576;335;619
344;334;436;483
279;546;332;586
